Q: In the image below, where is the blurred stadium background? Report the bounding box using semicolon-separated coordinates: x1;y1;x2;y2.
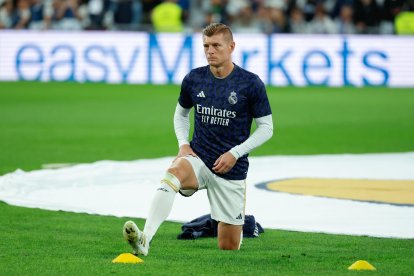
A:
1;0;414;34
1;0;414;86
1;0;414;275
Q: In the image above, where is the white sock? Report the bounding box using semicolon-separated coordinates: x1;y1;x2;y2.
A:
143;173;181;242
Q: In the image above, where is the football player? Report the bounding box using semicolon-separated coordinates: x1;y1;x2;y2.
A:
123;23;273;255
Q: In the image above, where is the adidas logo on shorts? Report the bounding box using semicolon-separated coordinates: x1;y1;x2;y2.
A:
236;213;243;220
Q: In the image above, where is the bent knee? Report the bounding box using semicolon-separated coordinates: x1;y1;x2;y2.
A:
167;165;181;178
167;159;190;178
218;240;240;250
167;158;197;189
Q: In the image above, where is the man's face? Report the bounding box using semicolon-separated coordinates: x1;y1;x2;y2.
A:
203;33;235;67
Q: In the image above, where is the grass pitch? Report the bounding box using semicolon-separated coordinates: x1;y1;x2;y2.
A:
1;82;414;175
1;201;413;275
0;82;414;275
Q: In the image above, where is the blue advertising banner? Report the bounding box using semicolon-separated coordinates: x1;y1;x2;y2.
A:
1;31;413;87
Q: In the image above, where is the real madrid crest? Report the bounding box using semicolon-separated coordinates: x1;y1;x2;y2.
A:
228;91;238;105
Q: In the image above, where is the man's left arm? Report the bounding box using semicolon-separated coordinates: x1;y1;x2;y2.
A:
229;114;273;159
212;114;274;174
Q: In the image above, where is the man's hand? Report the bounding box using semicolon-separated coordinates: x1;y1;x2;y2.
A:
173;144;197;162
212;152;237;174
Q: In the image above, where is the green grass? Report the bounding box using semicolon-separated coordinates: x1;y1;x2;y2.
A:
1;201;413;275
1;82;414;275
1;82;414;175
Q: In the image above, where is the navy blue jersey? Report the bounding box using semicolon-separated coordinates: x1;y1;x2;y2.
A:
178;64;272;180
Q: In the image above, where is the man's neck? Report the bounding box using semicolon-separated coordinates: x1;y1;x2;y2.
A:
210;62;234;79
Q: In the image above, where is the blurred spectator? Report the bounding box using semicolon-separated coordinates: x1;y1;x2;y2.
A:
151;0;183;32
0;0;411;35
334;4;356;34
288;5;309;33
52;0;83;30
353;0;381;34
302;0;318;22
380;0;404;34
28;0;53;30
183;0;229;32
256;2;272;33
177;0;188;24
104;0;142;31
231;1;262;33
395;11;414;34
264;0;286;10
330;0;353;19
86;0;109;30
141;0;161;27
262;0;288;33
0;0;14;28
14;0;31;29
307;2;336;34
322;0;336;17
187;0;205;30
226;0;249;23
204;0;229;26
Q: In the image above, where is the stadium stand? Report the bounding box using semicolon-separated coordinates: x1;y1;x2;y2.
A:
0;0;413;34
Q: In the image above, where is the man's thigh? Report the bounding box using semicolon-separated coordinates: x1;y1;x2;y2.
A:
208;177;246;225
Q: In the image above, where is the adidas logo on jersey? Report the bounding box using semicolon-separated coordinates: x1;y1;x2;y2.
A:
197;91;206;98
236;213;243;220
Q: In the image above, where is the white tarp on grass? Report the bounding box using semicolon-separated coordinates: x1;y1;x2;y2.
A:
0;152;413;239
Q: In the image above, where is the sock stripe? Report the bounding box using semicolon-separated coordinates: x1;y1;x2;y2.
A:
161;179;179;193
161;172;181;193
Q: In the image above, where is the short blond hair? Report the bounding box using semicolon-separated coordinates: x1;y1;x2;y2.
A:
202;23;234;42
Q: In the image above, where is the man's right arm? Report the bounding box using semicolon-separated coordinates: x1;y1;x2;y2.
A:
173;103;197;158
